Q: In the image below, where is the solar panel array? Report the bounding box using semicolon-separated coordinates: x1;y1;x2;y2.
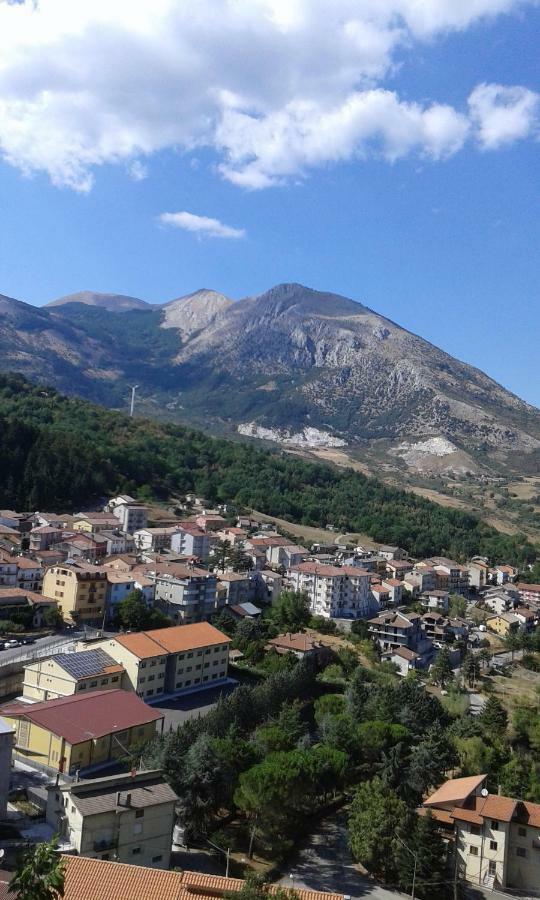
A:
55;648;118;679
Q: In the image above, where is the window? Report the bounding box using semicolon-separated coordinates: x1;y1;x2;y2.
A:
469;847;478;857
518;826;526;837
187;652;193;659
148;675;155;682
150;660;156;667
140;662;147;669
133;823;143;835
131;847;141;856
516;847;527;858
197;650;203;657
90;680;97;688
491;820;499;831
488;861;496;876
101;679;108;685
490;841;498;851
139;677;146;684
152;855;163;863
111;676;119;683
146;689;154;696
135;809;144;818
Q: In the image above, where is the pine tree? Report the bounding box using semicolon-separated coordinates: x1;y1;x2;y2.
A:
480;695;508;736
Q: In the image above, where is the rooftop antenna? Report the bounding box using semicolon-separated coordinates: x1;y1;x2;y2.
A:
129;385;139;418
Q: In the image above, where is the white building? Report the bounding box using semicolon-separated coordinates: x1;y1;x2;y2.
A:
287;562;373;619
170;524;213;561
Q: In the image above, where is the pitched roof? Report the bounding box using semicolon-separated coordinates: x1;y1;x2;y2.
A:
1;689;162;744
451;794;517;824
423;774;487;807
56;770;177;816
48;857;344;900
53;649;124;680
115;623;230;659
289;562;344;576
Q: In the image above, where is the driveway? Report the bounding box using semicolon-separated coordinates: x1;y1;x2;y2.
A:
277;813;410;900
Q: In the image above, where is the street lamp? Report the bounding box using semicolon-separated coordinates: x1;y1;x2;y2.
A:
395;833;418;900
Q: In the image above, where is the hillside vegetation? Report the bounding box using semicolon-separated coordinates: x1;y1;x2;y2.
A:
0;373;537;565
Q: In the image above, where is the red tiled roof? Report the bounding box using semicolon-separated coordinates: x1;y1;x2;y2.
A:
424;774;487;807
1;689;162;744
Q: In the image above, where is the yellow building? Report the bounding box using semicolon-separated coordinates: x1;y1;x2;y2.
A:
23;648;125;702
42;563;108;624
486;612;520;636
1;689;163;776
95;622;231;701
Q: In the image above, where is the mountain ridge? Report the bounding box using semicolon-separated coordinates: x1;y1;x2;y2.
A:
1;284;538;518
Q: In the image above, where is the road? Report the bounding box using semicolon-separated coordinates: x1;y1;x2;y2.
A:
0;631;84;667
153;681;238;731
278;814;410;900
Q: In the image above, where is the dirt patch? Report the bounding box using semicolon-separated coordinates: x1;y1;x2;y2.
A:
490;665;540;709
251;510;376;549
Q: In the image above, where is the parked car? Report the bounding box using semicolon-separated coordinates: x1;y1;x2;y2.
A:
4;640;20;649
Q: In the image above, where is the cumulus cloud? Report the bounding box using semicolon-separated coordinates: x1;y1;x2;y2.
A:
128;160;148;181
469;83;540;148
0;0;536;191
159;211;246;239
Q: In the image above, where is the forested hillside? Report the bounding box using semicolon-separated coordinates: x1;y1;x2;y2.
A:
0;373;536;564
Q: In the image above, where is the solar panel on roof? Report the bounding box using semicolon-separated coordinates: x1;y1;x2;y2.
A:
54;648;118;679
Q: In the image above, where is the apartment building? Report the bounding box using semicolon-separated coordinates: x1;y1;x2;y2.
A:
424;557;470;595
1;689;164;776
287;562;373;619
133;527;180;553
368;610;430;655
170;523;213;560
46;769;177;868
96;622;230;699
467;560;490;591
73;514;120;534
42;563;108;625
515;582;540;609
29;526;64;552
421;589;450;613
152;566;218;624
403;566;437;597
23;649;125;702
107;496;149;534
385;559;413;580
422;774;540;893
266;543;308;568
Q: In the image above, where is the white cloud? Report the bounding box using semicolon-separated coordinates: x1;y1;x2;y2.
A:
128;160;148;181
0;0;536;191
468;82;540;148
159;211;246;239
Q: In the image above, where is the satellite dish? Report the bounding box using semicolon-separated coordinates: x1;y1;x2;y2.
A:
481;788;489;797
0;849;5;859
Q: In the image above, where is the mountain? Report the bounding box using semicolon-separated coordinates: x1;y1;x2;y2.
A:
161;289;233;337
46;290;151;311
1;283;539;531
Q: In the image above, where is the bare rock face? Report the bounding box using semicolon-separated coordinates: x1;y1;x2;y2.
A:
161;289;233;338
0;283;539;479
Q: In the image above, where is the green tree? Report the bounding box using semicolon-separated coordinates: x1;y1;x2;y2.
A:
270;591;311;633
212;539;233;573
430;646;453;688
461;651;481;688
348;777;409;882
401;811;450;900
43;607;65;630
115;589;170;631
480;696;508;737
171;733;234;841
449;594;467;618
11;838;65;900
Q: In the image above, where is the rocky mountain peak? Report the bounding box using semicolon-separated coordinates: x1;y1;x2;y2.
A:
46;291;150;311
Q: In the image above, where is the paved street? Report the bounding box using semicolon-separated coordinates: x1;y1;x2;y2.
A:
0;630;83;667
278;814;410;900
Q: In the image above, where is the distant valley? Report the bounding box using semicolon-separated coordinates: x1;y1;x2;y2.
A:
1;283;539;536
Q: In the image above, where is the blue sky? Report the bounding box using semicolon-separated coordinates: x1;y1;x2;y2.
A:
0;1;538;405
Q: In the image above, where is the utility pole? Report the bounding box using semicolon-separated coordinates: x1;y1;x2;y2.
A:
129;384;139;417
395;833;418;900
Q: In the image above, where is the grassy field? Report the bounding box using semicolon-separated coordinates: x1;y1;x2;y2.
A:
251;510;377;549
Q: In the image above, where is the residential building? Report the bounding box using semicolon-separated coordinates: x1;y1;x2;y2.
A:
73;514;120;534
404;566;437;596
1;689;164;776
0;557;17;587
486;612;521;636
42;563;108;625
378;545;407;561
229;601;262;620
99;531;134;556
58;533;107;563
256;569;283;602
95;622;231;699
421;589;450;613
423;558;470;595
0;718;13;817
46;769;177;868
483;589;518;616
513;606;537;631
152;566;219;624
515;582;540;609
266;543;308;568
385;559;413;580
0;587;57;627
370;584;390;607
467;561;490;591
368;610;424;651
287;562;373;619
381;578;403;605
16;855;344;900
495;565;518;585
107;497;149;534
133;527;180;553
215;527;248;547
194;513;226;532
170;523;213;560
218;572;255;606
381;646;420;676
15;556;43;591
421;774;540;893
23;649;125;702
29;526;64;552
266;632;334;665
421;611;451;642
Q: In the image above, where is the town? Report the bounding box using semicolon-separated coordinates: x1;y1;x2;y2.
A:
0;493;537;900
